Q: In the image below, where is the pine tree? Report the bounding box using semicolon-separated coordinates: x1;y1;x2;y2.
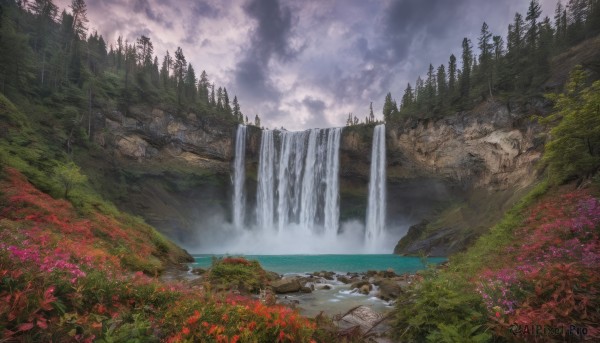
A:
198;70;209;104
223;87;232;115
69;0;88;40
436;64;447;107
400;83;414;113
382;92;396;122
478;22;494;98
368;102;375;123
232;96;242;123
526;0;542;49
448;54;457;99
460;37;473;101
254;114;261;127
173;47;186;105
184;63;196;103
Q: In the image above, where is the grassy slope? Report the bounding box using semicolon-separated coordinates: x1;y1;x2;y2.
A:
392;180;600;342
0;94;332;342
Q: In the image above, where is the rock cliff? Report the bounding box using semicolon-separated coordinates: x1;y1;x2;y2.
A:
80;99;544;255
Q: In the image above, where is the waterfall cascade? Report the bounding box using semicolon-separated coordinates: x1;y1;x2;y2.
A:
232;125;247;228
226;125;388;254
255;128;342;235
365;124;386;249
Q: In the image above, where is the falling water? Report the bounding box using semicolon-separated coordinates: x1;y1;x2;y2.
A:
256;130;276;231
365;124;386;249
254;128;342;235
232;125;247;228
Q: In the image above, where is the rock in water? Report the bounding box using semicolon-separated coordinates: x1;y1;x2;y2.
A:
270;277;302;294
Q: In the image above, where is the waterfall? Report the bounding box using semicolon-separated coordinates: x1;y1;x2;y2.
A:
365;124;386;249
255;128;342;235
256;130;275;231
232;125;247;228
323;128;342;235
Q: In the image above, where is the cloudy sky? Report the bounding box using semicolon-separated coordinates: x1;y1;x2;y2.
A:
56;0;556;130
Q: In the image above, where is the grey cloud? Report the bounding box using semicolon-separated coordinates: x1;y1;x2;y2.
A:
302;97;325;114
191;1;221;19
234;0;299;104
132;0;173;29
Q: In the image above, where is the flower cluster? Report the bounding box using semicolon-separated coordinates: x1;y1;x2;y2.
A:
476;191;600;339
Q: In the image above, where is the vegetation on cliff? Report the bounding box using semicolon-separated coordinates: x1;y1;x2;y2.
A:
391;67;600;342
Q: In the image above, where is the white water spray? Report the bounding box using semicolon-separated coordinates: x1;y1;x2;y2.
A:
365;124;386;250
232;125;247;228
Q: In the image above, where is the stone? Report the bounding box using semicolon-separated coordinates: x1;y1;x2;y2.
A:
360;285;371;295
270;277;302;294
300;286;312;293
377;279;403;301
337;306;383;334
337;276;351;284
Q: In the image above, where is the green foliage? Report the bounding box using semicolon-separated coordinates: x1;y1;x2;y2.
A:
392;268;491;342
392;180;549;342
53;161;88;198
542;66;600;184
207;257;271;293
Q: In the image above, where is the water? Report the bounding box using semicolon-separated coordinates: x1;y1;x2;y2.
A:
192;254;444;275
222;125;397;254
192;254;445;317
254;128;342;235
365;124;386;251
256;130;275;231
232;125;247;228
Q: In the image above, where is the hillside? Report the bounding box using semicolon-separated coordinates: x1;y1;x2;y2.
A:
0;94;327;342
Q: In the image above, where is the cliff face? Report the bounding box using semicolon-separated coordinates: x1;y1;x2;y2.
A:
82;100;544;254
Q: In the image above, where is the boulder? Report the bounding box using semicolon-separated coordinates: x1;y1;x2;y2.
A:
300;286;312;293
270;277;302;294
359;284;371;295
337;276;351;284
350;280;372;292
337;306;383;334
377;279;404;301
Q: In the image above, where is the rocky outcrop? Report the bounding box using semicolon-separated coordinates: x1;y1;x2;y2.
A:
97;107;234;170
386;101;543;190
82;99;544;254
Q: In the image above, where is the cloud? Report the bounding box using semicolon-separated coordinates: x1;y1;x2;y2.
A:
53;0;554;130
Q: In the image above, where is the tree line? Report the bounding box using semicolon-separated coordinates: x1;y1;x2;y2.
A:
356;0;599;125
0;0;261;132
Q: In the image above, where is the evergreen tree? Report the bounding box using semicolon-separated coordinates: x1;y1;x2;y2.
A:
554;1;568;49
216;86;223;110
400;83;414;113
459;37;473;101
478;22;493;98
382;92;395;122
160;50;171;89
232;96;242;122
436;64;447;106
368;102;375;123
69;0;88;40
223;87;231;115
425;63;436;110
448;54;457;99
198;70;209;104
254;114;261;127
173;47;186;105
184;63;196;103
526;0;542;49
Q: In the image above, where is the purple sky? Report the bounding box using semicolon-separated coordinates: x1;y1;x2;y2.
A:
56;0;557;130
